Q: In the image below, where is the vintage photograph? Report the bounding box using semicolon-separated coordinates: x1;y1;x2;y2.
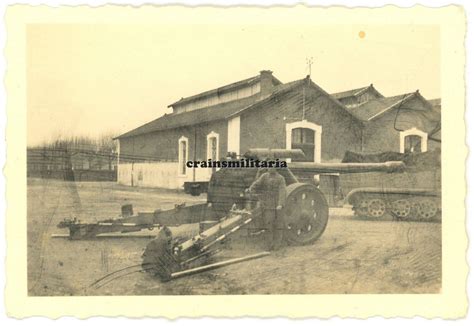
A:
25;22;443;296
3;1;468;318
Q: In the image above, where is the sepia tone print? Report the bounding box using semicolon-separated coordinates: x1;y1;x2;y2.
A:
25;22;443;296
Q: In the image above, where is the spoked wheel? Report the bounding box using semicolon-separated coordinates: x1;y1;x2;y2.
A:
391;199;411;219
367;198;386;218
284;183;329;246
414;199;438;221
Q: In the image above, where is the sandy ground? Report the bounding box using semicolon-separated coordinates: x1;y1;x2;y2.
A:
27;178;441;296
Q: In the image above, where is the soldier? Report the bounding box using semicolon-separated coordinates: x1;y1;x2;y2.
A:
246;167;287;251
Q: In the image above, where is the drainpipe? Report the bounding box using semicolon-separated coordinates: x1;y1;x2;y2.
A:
193;127;197;182
131;138;135;187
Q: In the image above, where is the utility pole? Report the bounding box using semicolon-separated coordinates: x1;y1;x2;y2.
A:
302;57;314;120
306;57;314;77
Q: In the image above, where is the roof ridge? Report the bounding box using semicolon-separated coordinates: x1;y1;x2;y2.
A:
168;72;283;108
331;85;370;94
116;76;369;140
330;85;373;100
353;85;372;96
367;93;416;121
383;91;416;99
168;74;261;108
226;78;307;119
116;93;263;139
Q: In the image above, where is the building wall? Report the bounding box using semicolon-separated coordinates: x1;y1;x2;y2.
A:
117;85;440;190
239;85;364;162
362;97;441;153
174;82;261;113
117;162;209;189
119;82;367;190
118;119;228;188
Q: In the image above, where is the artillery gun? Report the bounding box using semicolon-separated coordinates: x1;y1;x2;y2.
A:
57;148;405;281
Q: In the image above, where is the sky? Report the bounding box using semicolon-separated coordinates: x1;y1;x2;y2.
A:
27;23;439;146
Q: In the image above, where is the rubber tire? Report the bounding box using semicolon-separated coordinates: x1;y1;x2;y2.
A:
284;183;329;246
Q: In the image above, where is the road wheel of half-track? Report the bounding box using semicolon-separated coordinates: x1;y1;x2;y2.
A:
367;198;386;218
414;199;438;221
390;199;411;219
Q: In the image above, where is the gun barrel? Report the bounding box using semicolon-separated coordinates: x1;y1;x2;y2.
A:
245;148;306;160
288;161;405;174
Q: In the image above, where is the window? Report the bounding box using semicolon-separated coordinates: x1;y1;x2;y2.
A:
291;128;315;162
73;162;82;170
286;120;322;163
207;131;219;174
399;128;428;153
178;136;188;176
359;92;372;104
404;135;422;153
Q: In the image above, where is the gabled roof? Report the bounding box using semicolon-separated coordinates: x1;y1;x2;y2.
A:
226;78;305;119
345;92;435;121
225;77;362;121
429;122;441;140
331;86;368;100
347;92;415;121
116;77;362;140
168;73;282;108
428;98;441;107
116;94;261;139
331;84;383;100
308;79;365;122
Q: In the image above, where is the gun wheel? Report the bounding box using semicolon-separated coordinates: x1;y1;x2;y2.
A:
284;183;329;246
368;199;386;218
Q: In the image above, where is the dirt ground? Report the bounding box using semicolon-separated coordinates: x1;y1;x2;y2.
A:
27;178;441;296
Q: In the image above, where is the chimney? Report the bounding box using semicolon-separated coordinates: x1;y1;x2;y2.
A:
259;70;274;98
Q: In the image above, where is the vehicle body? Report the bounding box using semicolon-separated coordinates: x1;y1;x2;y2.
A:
341;149;441;221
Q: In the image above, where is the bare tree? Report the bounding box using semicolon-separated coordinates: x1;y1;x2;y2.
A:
28;131;119;171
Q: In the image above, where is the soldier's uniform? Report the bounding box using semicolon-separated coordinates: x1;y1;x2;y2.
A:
249;170;287;250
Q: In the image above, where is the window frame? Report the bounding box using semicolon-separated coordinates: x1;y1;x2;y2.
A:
399;127;428;153
285;120;322;163
178;136;189;177
207;131;220;174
